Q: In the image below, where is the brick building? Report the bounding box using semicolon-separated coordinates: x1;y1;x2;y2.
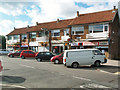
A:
6;7;120;60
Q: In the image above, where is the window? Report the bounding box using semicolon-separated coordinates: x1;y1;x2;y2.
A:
51;30;60;37
22;34;27;40
30;32;36;38
24;51;28;53
72;26;84;35
64;29;69;36
38;31;44;37
13;35;20;40
29;51;34;54
45;52;50;55
89;24;109;33
93;50;103;55
8;36;12;40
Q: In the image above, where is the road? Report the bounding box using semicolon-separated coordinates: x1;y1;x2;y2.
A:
0;56;119;89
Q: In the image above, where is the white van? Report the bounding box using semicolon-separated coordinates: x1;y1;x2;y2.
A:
63;49;107;68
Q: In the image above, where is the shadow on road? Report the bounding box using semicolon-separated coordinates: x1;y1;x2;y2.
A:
0;75;26;83
71;65;119;73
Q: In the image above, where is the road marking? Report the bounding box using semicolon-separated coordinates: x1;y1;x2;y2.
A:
20;64;35;69
80;83;110;88
96;69;117;75
114;72;120;75
73;76;91;81
0;84;26;88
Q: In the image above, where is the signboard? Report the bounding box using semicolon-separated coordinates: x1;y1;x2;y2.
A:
99;41;108;46
82;42;98;46
29;42;38;46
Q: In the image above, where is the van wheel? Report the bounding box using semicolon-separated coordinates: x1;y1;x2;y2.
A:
72;62;79;68
37;58;42;62
94;61;101;67
21;56;25;59
54;60;59;64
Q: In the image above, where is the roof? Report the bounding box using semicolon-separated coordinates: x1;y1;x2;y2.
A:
7;27;30;35
7;9;117;35
27;19;73;32
69;9;117;25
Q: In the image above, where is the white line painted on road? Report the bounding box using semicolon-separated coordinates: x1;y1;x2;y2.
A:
73;76;91;81
96;69;117;75
20;64;35;69
80;83;110;88
0;84;26;88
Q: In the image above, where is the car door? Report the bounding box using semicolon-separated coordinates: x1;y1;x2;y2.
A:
29;51;35;57
38;52;44;59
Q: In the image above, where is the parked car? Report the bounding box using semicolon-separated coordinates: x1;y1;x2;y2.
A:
63;49;107;68
35;52;55;62
50;53;63;64
8;50;22;58
0;60;3;72
20;50;36;59
0;49;12;55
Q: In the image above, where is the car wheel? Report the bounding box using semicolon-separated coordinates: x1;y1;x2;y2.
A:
94;61;101;67
37;58;42;62
54;60;59;64
10;55;13;58
21;56;25;59
72;62;79;68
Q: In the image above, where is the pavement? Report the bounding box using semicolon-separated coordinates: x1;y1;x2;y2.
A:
105;59;120;66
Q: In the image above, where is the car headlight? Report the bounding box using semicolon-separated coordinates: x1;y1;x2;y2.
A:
51;57;54;60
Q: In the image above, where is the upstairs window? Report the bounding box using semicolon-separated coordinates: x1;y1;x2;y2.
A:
13;35;20;40
72;26;84;35
89;24;109;33
22;34;27;40
51;30;60;37
8;36;12;40
30;32;36;38
64;29;69;36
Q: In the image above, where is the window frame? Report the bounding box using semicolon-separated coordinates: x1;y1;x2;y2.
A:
13;35;20;40
51;30;60;37
71;26;84;35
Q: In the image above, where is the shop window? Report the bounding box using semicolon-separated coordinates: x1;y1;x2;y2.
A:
51;30;60;37
72;26;84;35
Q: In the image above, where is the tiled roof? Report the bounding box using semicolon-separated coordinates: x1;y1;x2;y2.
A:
69;9;117;25
27;19;73;32
7;27;30;35
7;9;117;35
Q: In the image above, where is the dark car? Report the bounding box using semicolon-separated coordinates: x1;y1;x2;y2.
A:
20;50;36;59
35;52;55;62
50;53;63;64
8;50;22;58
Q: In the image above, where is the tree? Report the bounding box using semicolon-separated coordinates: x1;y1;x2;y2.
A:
0;35;6;49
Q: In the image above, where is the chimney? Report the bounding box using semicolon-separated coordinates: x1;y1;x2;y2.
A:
14;27;15;30
77;11;79;17
114;6;116;9
27;25;29;28
36;22;38;25
57;19;59;23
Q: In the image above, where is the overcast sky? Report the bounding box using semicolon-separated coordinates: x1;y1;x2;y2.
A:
0;0;119;35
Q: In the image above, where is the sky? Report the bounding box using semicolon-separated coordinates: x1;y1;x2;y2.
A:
0;0;120;36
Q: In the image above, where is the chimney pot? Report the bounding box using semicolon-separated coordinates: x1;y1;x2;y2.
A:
77;11;79;17
57;19;59;23
36;22;38;25
114;6;116;9
14;27;15;30
27;25;29;28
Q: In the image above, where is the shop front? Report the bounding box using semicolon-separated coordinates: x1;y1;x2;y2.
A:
29;42;38;52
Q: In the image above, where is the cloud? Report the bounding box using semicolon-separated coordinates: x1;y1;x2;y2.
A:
0;20;14;35
15;20;29;28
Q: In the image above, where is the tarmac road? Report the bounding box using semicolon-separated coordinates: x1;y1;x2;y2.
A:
0;56;119;89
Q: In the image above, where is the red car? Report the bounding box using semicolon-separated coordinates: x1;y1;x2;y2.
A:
8;50;22;58
20;50;36;59
0;60;3;72
50;53;63;64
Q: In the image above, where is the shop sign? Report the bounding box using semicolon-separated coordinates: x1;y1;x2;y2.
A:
29;42;38;46
21;43;28;47
82;42;98;46
71;42;79;46
96;46;108;48
99;41;108;46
